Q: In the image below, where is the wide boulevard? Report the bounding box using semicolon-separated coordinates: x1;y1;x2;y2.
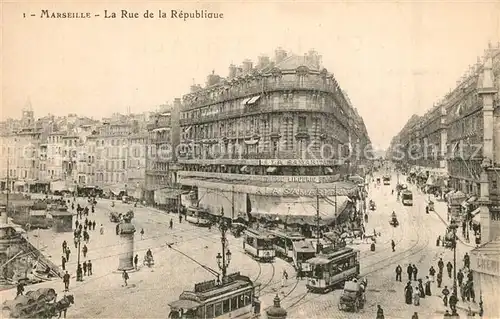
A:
1;171;476;318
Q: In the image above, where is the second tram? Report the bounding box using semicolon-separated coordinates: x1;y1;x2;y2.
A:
269;229;305;262
243;228;275;262
168;272;260;319
291;239;317;275
401;190;413;206
306;247;360;293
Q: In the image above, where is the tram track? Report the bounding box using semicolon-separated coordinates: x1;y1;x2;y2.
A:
284;208;432;312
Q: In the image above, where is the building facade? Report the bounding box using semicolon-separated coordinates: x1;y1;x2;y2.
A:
144;101;182;205
177;48;371;223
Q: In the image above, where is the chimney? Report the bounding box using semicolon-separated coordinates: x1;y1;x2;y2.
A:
242;59;253;73
275;47;287;64
257;55;270;69
228;64;237;79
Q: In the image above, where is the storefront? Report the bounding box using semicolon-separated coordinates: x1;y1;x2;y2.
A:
470;238;500;318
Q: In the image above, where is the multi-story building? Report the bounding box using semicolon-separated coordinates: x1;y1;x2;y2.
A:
46;131;65;181
389;44;500;318
127;132;148;199
144;101;182;205
176;48;371;222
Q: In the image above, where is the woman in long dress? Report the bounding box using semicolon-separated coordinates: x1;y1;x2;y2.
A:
418;279;425;298
424;276;432;296
405;282;413;305
413;286;420;306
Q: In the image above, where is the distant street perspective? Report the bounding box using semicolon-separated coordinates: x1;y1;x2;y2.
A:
1;3;500;318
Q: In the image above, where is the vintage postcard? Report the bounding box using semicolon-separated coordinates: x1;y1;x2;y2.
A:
1;1;499;318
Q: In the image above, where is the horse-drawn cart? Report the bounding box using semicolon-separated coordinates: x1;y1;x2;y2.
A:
338;279;367;312
2;288;74;318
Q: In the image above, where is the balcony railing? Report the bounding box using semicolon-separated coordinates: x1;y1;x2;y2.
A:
181;150;339;161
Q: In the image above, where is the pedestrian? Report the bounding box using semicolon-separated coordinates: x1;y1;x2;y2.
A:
169;218;173;229
65;247;71;262
16;282;24;297
140;228;144;240
83;261;88;276
122;270;129;286
71;203;74;210
418;279;425;298
442;286;450;306
63;271;70;291
116;224;120;235
395;265;402;281
281;269;288;287
75;220;79;230
84;230;89;243
296;264;303;280
134;254;139;270
376;305;384;319
449;293;458;313
84;224;88;232
412;264;418;281
438;258;444;274
464;252;470;269
466;280;476;302
446;261;453;279
424;276;432;296
429;266;436;282
437;271;443;288
391;239;395;252
404;281;413;304
467;270;473;282
100;224;104;235
62;240;67;254
61;256;67;271
77;264;83;281
413;285;420;306
82;244;88;258
457;269;464;287
179;214;182;223
92;220;96;230
407;264;413;281
87;260;92;275
412;312;419;319
436;236;441;246
85;218;89;227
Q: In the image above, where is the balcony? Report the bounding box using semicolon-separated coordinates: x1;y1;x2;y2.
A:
182;77;339;111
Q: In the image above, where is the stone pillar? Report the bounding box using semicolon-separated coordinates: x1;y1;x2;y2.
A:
117;221;136;271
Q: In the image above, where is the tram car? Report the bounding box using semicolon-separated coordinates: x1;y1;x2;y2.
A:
168;272;260;319
269;229;305;261
185;208;212;227
401;190;413;206
383;175;391;185
369;200;376;211
291;239;317;275
243;228;275;262
305;247;360;293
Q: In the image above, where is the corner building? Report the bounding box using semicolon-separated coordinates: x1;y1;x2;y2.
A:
177;48;371;224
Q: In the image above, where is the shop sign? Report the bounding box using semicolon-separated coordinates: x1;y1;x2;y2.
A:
255;187;348;197
178;171;340;183
260;159;339;166
474;256;500;276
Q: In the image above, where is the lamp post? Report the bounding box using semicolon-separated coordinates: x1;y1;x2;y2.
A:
76;232;82;281
449;220;459;294
216;217;232;281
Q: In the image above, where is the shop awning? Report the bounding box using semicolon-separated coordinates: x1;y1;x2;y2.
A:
325;167;334;174
168;299;201;310
241;97;252;105
348;175;364;184
248;195;350;226
155;189;185;200
267;167;277;173
240;166;248;172
467;196;477;203
14;181;26;187
50;181;69;192
246;95;261;105
471;207;481;224
152;128;170;133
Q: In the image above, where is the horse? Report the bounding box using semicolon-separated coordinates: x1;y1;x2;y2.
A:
42;295;74;318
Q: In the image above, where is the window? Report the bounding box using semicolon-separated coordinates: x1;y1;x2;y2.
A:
214;303;223;317
298;116;307;128
230;296;238;311
122;161;126;169
205;304;214;319
222;299;230;313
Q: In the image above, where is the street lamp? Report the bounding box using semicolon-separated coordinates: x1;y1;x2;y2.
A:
448;220;459;294
216;219;231;280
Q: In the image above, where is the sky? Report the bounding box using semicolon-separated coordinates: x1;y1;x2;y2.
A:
2;1;500;150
